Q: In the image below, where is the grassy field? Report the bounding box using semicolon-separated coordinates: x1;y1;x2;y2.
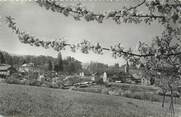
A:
73;83;181;104
0;83;181;117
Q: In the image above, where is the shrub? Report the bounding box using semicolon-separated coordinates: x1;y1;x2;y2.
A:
122;91;160;102
5;73;24;85
73;88;102;93
24;79;31;85
51;81;63;89
29;80;42;86
5;76;22;85
50;83;59;88
122;90;133;98
101;88;109;95
95;78;104;85
104;82;111;87
41;81;52;88
27;72;39;80
63;75;81;86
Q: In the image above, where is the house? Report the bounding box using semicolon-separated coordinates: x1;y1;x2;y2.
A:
103;72;108;82
79;72;85;78
109;71;135;83
19;63;34;73
126;63;152;85
0;64;16;78
19;63;40;73
118;62;150;85
91;73;97;81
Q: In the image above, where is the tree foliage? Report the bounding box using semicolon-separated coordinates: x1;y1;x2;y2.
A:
0;51;5;64
48;59;53;71
87;62;108;74
36;0;166;24
63;56;82;74
57;52;63;72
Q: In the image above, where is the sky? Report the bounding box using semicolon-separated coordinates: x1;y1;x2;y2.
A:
0;0;163;65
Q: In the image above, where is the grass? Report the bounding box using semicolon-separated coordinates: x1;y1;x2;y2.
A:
0;83;181;117
73;83;181;104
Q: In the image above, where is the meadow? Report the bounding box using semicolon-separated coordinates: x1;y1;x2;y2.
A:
0;83;181;117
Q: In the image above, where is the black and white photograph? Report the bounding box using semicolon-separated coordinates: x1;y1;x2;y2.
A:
0;0;181;117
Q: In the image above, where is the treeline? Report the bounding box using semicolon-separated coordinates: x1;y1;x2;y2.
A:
0;50;124;75
83;62;123;74
0;50;82;74
86;62;109;73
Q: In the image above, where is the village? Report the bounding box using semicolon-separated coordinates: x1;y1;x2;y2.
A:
0;56;170;101
0;60;153;88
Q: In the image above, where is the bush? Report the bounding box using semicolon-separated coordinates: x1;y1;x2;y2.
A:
73;88;102;93
5;76;22;85
27;72;39;80
95;78;104;85
101;88;109;95
122;91;160;102
104;82;111;87
63;75;81;86
5;73;24;85
50;83;59;88
29;80;42;86
51;81;63;89
41;81;52;88
122;90;133;98
24;79;31;85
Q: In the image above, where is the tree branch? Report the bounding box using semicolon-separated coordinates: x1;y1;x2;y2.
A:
6;16;181;59
127;0;146;11
36;0;165;24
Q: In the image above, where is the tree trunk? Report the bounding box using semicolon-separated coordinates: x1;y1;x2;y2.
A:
169;85;175;117
162;90;166;108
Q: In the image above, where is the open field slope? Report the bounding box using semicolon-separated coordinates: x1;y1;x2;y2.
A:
0;83;181;117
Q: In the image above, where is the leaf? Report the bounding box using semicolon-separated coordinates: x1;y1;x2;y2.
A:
63;8;71;16
96;15;104;23
106;11;117;18
84;12;95;21
73;14;81;21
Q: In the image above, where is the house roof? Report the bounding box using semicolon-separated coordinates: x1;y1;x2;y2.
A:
0;64;11;71
22;63;34;67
